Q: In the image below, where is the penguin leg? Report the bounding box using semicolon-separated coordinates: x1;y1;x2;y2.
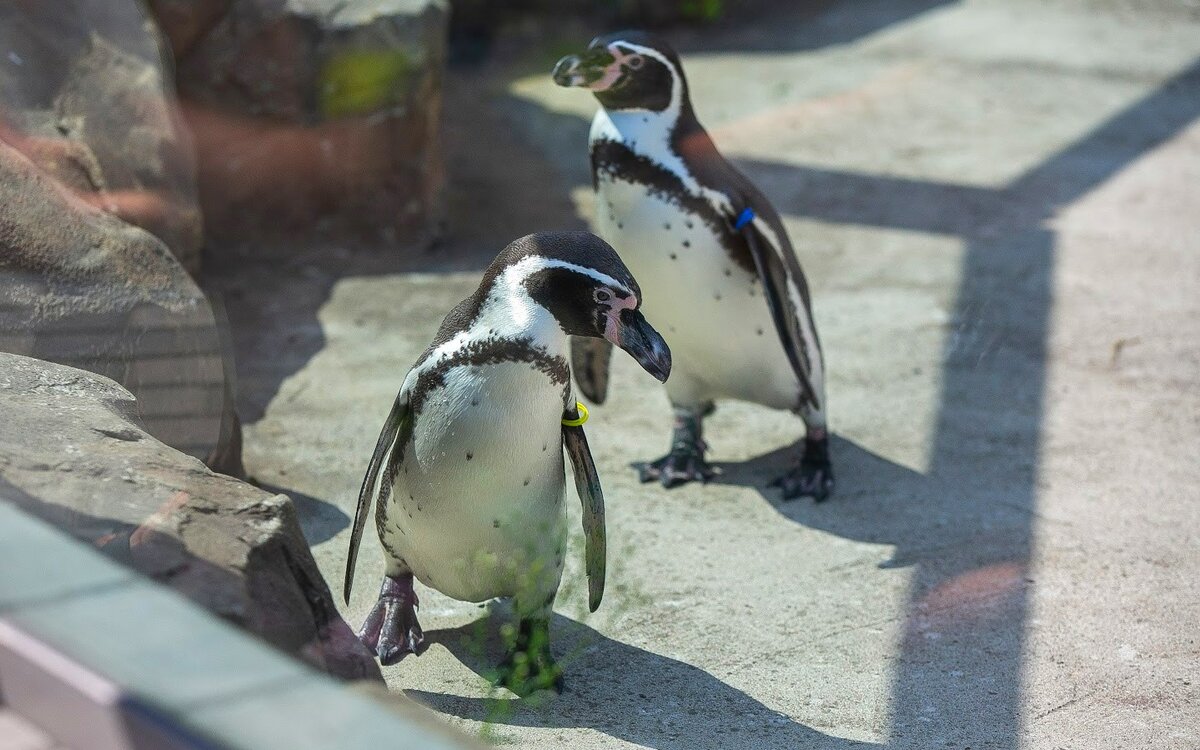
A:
638;404;716;488
771;407;835;502
358;573;424;665
496;598;562;696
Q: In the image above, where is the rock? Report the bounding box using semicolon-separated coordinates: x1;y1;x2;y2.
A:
0;0;204;273
0;352;381;683
0;137;235;469
155;0;449;247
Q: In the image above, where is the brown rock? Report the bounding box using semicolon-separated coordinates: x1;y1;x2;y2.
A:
0;0;204;273
0;137;233;468
0;352;381;682
158;0;449;247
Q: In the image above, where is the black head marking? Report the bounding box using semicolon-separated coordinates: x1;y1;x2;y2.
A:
425;231;637;350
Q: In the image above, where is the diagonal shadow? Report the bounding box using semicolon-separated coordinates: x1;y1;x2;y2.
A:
706;58;1200;748
673;0;958;55
497;31;1200;745
408;606;876;750
252;481;350;546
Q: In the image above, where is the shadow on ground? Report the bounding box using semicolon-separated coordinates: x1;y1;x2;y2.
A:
409;605;876;750
496;34;1200;745
254;481;350;546
210;0;1200;741
673;0;957;55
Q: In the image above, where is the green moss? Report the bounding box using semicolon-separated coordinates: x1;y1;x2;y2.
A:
319;49;414;118
680;0;724;22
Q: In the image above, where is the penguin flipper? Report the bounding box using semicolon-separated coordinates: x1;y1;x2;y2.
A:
570;336;613;404
562;412;606;612
738;218;820;412
344;391;412;603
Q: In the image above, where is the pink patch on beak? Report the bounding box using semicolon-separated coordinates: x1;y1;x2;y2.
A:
586;46;638;92
603;295;638;345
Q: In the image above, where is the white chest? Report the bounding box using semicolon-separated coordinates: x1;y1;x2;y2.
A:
382;361;569;602
594;175;800;410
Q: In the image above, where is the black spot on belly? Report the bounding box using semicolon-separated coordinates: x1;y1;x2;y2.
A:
663;222;671;230
523;477;531;486
682;240;690;248
617;222;624;229
757;328;764;336
493;519;500;528
714;292;722;301
466;452;473;460
471;398;479;406
669;252;677;260
542;443;547;452
724;268;732;276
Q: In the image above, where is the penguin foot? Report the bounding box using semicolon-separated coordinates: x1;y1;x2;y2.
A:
771;437;834;502
495;618;563;697
637;447;716;488
358;574;424;665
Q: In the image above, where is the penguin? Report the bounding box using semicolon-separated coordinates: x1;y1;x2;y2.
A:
552;31;834;501
343;231;671;695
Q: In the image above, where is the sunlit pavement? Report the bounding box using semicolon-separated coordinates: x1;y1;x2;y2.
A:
211;1;1200;747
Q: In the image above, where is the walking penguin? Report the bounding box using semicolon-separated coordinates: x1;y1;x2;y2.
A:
343;231;671;694
553;31;834;501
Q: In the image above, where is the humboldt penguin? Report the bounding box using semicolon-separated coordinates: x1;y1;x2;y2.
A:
343;231;671;694
553;31;834;501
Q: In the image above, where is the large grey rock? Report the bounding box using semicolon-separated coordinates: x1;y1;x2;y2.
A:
0;0;204;273
153;0;449;246
0;352;381;683
0;138;234;468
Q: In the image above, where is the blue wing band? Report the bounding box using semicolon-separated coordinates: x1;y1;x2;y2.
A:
733;207;756;230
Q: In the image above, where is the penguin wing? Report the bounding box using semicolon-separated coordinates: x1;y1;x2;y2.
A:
343;390;413;603
562;410;606;612
570;337;614;404
735;210;820;411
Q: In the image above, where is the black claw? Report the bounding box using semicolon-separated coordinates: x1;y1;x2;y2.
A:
777;468;834;502
637;449;715;489
774;438;835;502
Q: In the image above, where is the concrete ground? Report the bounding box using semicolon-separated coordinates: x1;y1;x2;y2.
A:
205;0;1200;747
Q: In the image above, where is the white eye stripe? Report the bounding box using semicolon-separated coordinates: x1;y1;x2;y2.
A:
506;255;633;298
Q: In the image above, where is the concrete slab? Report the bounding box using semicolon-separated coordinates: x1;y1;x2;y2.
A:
207;0;1200;747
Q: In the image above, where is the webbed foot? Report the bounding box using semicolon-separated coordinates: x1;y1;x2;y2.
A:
496;617;563;697
771;436;835;502
637;445;716;488
637;407;715;488
358;574;424;665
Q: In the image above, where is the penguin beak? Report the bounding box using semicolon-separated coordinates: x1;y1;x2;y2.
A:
607;309;672;383
553;48;617;89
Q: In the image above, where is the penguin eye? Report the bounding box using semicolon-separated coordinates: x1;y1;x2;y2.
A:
594;289;612;303
627;55;644;70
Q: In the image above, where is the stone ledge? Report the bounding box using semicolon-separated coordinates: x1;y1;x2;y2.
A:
0;352;372;682
0;503;476;750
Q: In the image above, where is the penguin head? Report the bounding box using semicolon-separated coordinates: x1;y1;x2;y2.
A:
552;31;685;113
499;232;672;382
